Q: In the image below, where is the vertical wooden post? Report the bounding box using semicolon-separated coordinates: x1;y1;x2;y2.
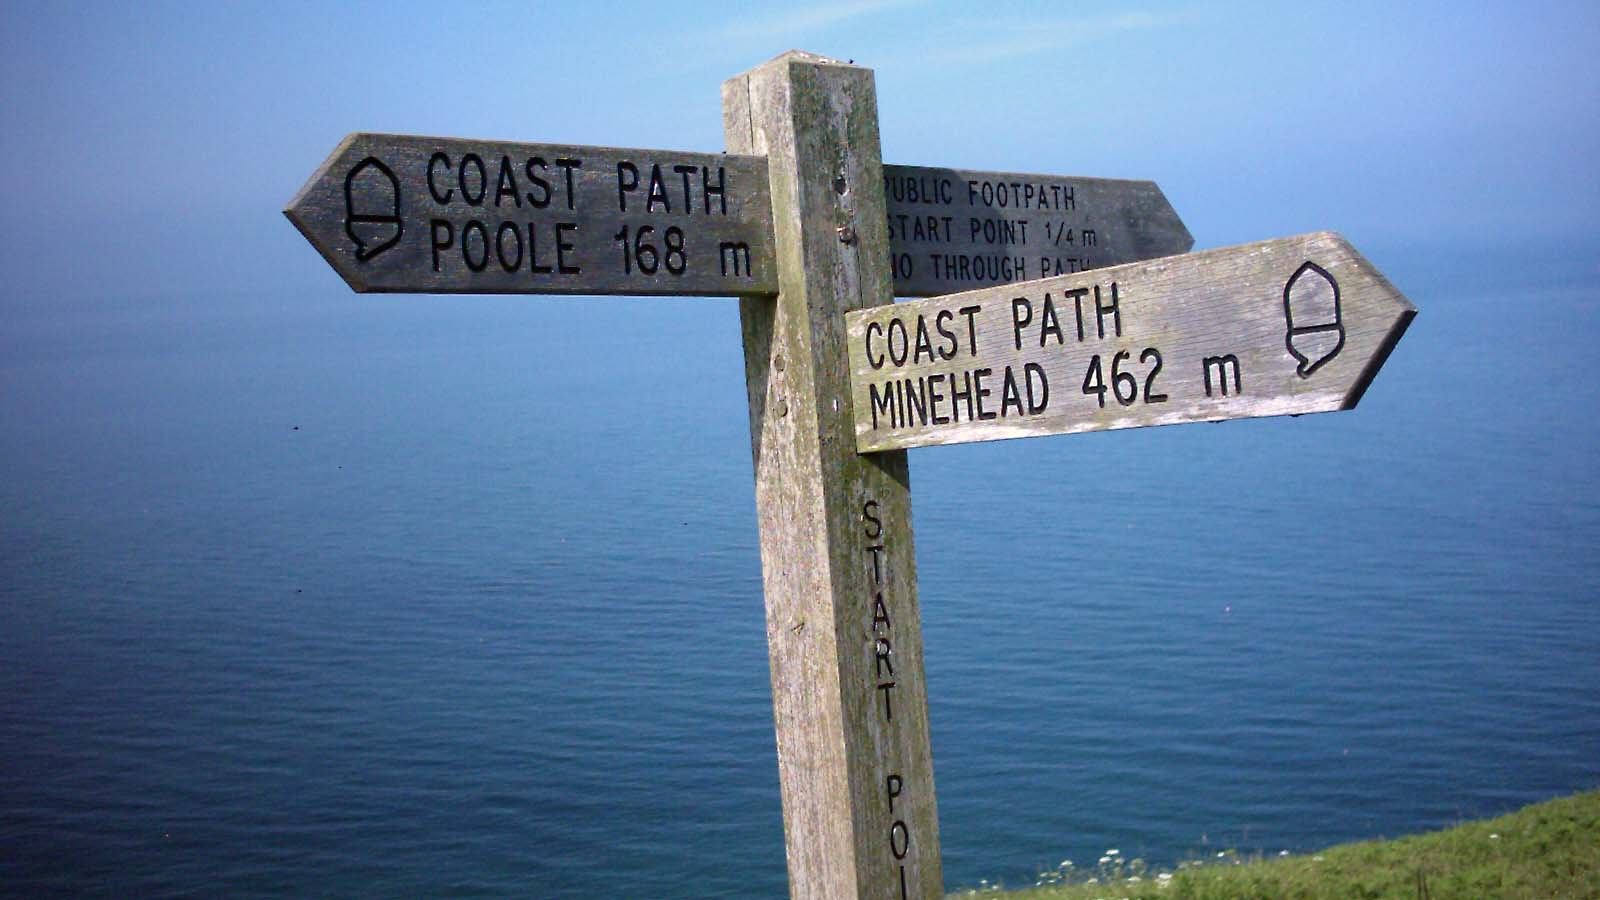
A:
723;52;942;899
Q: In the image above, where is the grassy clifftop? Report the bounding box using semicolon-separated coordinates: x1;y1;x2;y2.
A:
958;790;1599;899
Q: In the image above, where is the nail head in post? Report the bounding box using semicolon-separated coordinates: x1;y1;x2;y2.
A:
836;225;856;245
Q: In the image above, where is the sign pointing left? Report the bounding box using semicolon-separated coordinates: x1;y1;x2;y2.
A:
284;133;779;295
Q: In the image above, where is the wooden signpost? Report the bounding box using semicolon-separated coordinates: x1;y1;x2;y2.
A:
286;49;1413;900
286;145;1190;299
846;232;1416;452
284;135;780;295
722;53;942;900
882;165;1190;296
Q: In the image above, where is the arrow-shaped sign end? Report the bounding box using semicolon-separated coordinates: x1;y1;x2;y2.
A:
283;135;381;294
845;229;1418;452
1152;182;1195;257
1314;231;1417;411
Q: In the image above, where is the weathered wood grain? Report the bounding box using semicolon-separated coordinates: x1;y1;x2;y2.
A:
285;134;1190;299
284;135;778;295
846;231;1415;452
725;52;942;899
883;165;1192;295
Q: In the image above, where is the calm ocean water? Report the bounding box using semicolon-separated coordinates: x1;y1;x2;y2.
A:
2;244;1597;896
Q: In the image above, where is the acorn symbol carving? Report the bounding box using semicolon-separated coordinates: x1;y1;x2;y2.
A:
344;156;402;261
1283;260;1344;378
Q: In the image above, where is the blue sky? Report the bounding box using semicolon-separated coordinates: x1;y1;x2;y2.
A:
1;0;1596;303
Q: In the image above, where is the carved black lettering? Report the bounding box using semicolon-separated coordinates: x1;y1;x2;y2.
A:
948;370;973;423
430;219;454;271
1011;297;1032;350
872;593;892;633
974;367;995;420
887;318;909;367
958;305;981;356
672;164;697;213
458;154;487;206
1095;282;1122;338
865;543;885;585
1025;362;1049;413
530;222;553;274
427;152;453;204
1039;293;1064;346
1112;350;1138;406
495;221;522;272
1001;365;1024;416
663;226;685;276
461;219;488;271
870;381;895;429
934;310;957;360
556;222;579;274
554;158;580;210
494;156;520;207
1066;287;1089;341
1142;348;1168;403
863;499;883;540
702;166;727;215
646;163;670;213
928;373;948;425
718;241;751;277
616;162;639;212
866;322;887;370
525;157;552;207
1203;354;1243;396
1082;355;1107;407
912;316;935;364
890;820;909;859
902;376;927;426
893;252;913;280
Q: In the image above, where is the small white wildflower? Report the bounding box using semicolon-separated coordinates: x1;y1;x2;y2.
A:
1489;833;1500;840
1313;855;1325;862
1060;859;1073;868
1087;877;1099;884
1099;855;1111;864
1279;850;1290;857
1216;851;1226;858
1158;872;1173;881
1105;848;1120;856
1128;875;1142;883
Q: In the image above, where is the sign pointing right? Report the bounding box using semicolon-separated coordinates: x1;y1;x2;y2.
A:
846;231;1416;453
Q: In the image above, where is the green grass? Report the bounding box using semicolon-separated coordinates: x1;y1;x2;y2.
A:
952;790;1600;899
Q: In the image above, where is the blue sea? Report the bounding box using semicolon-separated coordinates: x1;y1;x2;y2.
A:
2;242;1597;897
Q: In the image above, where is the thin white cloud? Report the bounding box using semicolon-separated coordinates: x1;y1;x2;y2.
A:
886;8;1198;68
705;0;925;44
